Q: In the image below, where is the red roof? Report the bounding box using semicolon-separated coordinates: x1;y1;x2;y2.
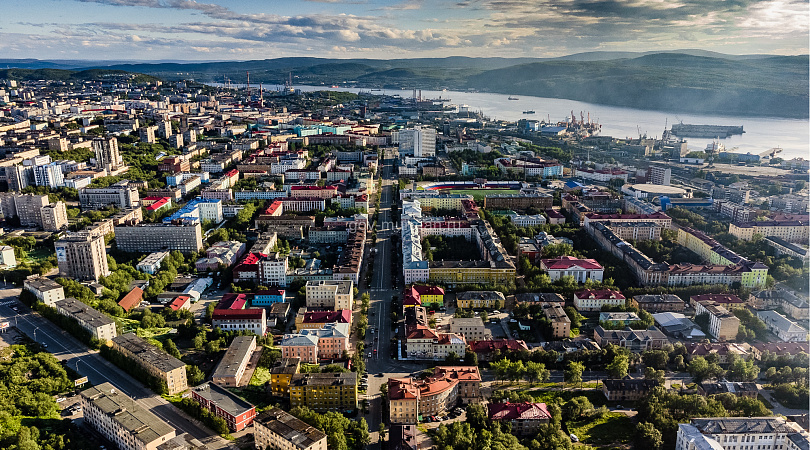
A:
217;293;248;310
212;308;265;320
545;209;564;218
238;252;265;266
168;295;191;311
413;285;445;296
406;325;439;340
290;185;338;191
264;201;282;215
541;256;603;270
224;169;239;178
145;197;170;211
118;287;144;312
489;402;551;421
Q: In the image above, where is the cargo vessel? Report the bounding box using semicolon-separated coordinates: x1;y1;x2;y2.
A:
670;123;744;138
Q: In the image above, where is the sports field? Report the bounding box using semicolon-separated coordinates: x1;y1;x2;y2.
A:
438;188;521;201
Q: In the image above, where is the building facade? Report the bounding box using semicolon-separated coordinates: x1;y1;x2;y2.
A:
54;297;117;342
289;372;358;412
253;408;327;450
111;333;188;395
55;232;110;282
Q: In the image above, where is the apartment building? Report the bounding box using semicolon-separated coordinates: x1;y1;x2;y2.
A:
756;310;807;342
253;408;327;450
541;302;572;339
630;294;686;313
115;222;203;254
729;220;809;244
602;378;660;402
488;402;552;436
448;317;491;342
279;333;319;364
307;226;349;244
593;326;668;351
54;297;117;342
289;372;357;412
675;417;808;450
212;308;267;337
93;136;124;173
574;289;626;312
388;366;481;424
111;333;188;395
212;336;257;387
80;182;140;209
269;358;301;398
455;290;504;309
694;300;740;341
404;325;466;360
137;251;170;275
468;339;530;361
80;382;175;450
14;193;49;227
191;382;256;432
294;309;352;332
305;280;354;311
23;276;65;306
55;232;110;282
40;201;68;231
483;193;553;211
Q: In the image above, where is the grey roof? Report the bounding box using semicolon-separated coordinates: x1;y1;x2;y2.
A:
456;291;506;301
24;276;63;292
633;294;684;305
690;417;801;435
156;433;210;450
756;310;807;334
255;408;326;450
699;381;758;395
515;292;564;303
290;372;357;387
788;432;810;450
603;378;659;392
281;333;319;347
81;382;174;445
211;336;256;381
191;382;254;416
54;297;114;329
270;357;301;375
112;333;185;372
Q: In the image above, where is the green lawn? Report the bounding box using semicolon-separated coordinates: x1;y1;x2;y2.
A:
440;189;520;201
26;247;53;263
567;412;635;448
250;367;272;387
528;388;608;407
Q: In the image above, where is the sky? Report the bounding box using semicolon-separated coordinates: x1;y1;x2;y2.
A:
1;0;808;61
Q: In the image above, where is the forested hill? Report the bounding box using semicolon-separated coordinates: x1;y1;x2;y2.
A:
2;52;807;118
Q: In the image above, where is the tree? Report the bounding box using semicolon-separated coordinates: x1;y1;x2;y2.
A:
644;367;666;384
164;339;182;359
607;354;629;379
491;358;511;384
186;365;204;385
466;403;488;429
507;360;526;382
642;350;669;371
464;350;479;366
636;422;663;450
564;361;585;386
563;396;593;421
378;423;386;443
727;355;760;382
564;306;582;328
525;361;549;385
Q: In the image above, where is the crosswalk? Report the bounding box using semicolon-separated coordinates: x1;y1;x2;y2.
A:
0;300;17;307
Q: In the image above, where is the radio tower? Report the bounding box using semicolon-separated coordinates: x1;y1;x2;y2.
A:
246;71;250;94
259;83;264;108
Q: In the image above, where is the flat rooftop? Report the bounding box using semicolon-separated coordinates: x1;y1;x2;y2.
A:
112;333;185;373
192;382;254;416
81;382;174;445
54;298;114;329
211;335;256;380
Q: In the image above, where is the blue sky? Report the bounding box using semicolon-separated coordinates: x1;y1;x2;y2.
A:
1;0;807;60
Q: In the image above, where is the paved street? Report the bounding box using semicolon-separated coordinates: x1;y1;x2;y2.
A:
0;286;230;449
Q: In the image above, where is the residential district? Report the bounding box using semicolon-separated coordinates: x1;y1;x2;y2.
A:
0;75;807;450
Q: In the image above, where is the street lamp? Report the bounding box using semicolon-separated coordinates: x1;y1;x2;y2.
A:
33;327;39;341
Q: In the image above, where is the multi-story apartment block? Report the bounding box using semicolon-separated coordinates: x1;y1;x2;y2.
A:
191;382;256;432
541;302;572;339
305;280;354;311
756;310;807;342
307;226;349;244
483;193;553;211
24;276;65;306
455;290;504;309
675;417;808;450
258;252;289;286
40;201;68;231
694;300;740;341
55;232;110;282
647;165;672;185
115;222;203;254
212;336;257;387
404;325;466;360
54;297;117;342
139;126;157;144
280;333;319;363
80;382;176;450
488;402;552;436
448;317;491;342
602;379;660;401
212;308;267;337
540;256;604;283
750;289;808;321
392;126;436;157
111;333;188;395
593;326;668;351
269;357;301;397
729;220;809;244
630;294;686;313
388;366;481;424
253;408;327;450
14;193;49;227
33;162;64;188
294;309;352;331
289;372;357;412
195;240;246;271
92;136;124;173
574;289;626;312
583;211;672;229
80;182;140;209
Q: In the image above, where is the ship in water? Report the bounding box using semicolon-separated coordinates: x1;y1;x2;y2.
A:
670;123;744;138
508;96;519;100
523;110;535;114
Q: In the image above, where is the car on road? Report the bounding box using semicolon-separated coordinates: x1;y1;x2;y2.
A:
40;342;48;348
570;434;579;443
11;306;18;311
376;373;384;377
367;352;372;358
56;397;66;403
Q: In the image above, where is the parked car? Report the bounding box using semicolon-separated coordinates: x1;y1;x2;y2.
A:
570;434;579;443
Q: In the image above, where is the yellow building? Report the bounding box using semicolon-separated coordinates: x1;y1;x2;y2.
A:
456;291;506;309
269;357;300;397
677;227;768;288
729;220;809;244
289;372;357;412
428;261;516;286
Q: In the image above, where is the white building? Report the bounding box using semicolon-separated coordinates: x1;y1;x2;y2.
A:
23;276;65;306
54;297;117;341
540;256;604;283
259;253;289;286
137;251;170;275
507;212;547;227
756;310;808;342
305;280;354;311
0;245;16;268
676;417;808;450
392;126;436;158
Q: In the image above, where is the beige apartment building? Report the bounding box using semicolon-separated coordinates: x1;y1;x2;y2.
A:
305;280;354;311
253;408;327;450
24;276;65;306
694;300;740;341
388;366;482;424
40;201;68;231
14;193;49;228
541;302;572;339
289;372;357;412
54;232;110;282
212;336;257;387
111;333;188;395
54;298;117;342
81;382;176;450
114;222;203;254
448;317;491;342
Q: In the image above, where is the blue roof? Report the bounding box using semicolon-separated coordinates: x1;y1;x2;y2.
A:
565;180;585;189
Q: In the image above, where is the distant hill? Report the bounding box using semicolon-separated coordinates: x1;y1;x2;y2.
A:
0;68;159;83
0;51;806;118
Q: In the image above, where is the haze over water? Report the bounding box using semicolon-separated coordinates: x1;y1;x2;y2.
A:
237;83;808;161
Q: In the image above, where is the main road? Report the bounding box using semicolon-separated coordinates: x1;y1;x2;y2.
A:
0;287;229;449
